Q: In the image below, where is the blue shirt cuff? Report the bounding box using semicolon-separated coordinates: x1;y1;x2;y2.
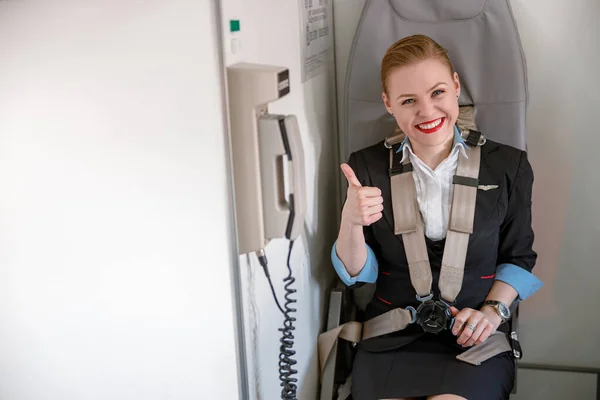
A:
331;241;378;286
495;263;543;301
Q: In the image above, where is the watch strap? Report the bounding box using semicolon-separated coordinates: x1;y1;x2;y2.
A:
483;300;502;307
482;300;509;323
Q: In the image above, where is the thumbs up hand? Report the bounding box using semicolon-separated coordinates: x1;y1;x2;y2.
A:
340;163;384;226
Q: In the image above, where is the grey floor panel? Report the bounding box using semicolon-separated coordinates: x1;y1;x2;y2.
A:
511;369;597;400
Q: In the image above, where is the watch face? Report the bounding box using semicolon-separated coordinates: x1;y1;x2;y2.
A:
498;303;510;319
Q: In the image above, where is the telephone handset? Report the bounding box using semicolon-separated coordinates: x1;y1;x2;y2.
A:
258;114;306;242
226;62;307;255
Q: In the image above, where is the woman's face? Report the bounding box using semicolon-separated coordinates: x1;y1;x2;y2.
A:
382;58;461;150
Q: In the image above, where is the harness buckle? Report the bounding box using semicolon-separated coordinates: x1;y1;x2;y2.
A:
415;293;434;302
413;294;454;334
405;306;417;324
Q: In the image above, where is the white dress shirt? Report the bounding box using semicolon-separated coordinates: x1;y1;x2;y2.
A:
398;131;468;241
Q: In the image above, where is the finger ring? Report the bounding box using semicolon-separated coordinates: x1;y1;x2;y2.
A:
467;324;476;331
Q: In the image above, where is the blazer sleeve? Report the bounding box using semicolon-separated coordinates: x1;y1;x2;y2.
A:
496;150;538;273
330;151;382;289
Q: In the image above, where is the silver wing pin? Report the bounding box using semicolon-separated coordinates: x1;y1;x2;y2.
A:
477;184;499;191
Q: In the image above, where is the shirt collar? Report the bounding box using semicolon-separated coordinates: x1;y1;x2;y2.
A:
397;125;470;162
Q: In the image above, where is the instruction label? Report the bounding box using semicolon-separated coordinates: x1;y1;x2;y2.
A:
299;0;330;82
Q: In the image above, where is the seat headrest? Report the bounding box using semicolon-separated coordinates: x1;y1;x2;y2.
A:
343;0;529;156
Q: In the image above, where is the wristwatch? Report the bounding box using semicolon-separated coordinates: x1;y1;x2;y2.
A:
482;300;511;324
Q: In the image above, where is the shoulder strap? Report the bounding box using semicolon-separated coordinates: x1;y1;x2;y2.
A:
438;145;481;302
389;144;432;299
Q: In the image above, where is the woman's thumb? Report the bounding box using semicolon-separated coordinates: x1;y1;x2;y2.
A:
341;163;362;187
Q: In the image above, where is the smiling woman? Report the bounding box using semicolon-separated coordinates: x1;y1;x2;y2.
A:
381;36;461;170
331;34;542;400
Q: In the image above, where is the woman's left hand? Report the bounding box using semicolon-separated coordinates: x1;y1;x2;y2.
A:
449;306;502;347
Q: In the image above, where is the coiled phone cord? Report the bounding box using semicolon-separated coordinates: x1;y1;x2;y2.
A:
278;240;297;399
257;240;298;399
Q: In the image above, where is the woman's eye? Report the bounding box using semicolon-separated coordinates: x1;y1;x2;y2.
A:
432;89;445;96
402;98;414;105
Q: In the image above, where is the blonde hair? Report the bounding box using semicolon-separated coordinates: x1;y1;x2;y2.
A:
381;34;455;94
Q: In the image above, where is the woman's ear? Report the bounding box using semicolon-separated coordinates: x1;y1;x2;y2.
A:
453;72;461;98
382;92;393;114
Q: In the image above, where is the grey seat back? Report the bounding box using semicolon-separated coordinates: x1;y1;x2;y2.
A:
343;0;528;157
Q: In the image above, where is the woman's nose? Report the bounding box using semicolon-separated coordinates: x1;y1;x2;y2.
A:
417;99;436;117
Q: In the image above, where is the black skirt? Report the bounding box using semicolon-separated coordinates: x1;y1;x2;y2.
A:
351;332;515;400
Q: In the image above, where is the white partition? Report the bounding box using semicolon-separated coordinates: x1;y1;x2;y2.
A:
0;1;243;398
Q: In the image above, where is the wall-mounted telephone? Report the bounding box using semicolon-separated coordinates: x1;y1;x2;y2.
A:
226;63;307;256
226;63;306;399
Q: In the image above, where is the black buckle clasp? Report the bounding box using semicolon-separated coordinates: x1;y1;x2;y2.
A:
409;294;454;334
